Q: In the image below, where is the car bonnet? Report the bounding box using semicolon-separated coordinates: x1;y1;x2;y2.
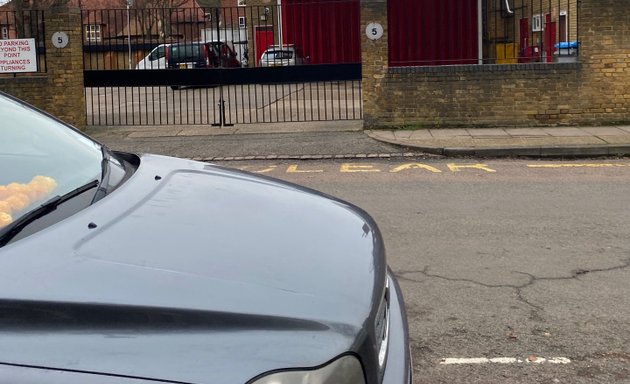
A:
0;154;386;384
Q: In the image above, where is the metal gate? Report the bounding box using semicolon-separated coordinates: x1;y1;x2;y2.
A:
82;2;361;127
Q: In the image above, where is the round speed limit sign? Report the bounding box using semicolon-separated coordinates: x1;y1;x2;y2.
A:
366;23;383;41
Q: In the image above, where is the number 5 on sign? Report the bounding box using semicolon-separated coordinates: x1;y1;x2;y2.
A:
365;23;383;41
51;32;69;49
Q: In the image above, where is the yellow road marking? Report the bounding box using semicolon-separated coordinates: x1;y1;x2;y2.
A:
237;165;277;173
390;163;443;173
527;164;630;168
286;165;324;173
340;164;381;173
447;163;497;173
233;162;629;175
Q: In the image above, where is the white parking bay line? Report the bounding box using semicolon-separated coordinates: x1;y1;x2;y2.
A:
440;357;571;365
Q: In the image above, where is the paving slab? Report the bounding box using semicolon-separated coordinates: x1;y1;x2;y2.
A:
393;130;415;139
429;129;469;138
407;130;434;140
598;135;630;144
543;127;591;137
581;127;630;136
467;128;510;137
505;128;550;137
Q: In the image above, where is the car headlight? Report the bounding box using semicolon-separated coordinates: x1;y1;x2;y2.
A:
250;355;366;384
375;278;391;376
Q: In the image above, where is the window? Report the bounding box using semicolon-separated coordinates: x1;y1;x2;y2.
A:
85;24;101;42
1;27;8;40
532;14;544;32
559;11;568;42
238;16;246;29
237;0;246;6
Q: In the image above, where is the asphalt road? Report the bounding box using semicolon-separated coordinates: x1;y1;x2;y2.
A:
215;158;630;384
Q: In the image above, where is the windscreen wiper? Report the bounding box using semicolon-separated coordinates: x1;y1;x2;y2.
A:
91;145;112;204
0;180;99;247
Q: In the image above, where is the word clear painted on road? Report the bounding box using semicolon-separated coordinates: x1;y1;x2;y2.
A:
440;356;571;365
0;39;36;73
237;163;498;174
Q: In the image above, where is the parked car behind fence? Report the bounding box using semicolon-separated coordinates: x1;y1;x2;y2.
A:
259;44;309;67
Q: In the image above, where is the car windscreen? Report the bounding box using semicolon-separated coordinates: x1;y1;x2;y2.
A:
262;50;294;60
170;44;202;62
0;94;103;230
150;45;166;60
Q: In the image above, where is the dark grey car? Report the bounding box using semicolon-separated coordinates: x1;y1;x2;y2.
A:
0;91;411;384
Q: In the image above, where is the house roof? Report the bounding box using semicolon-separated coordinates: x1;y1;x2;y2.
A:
195;0;220;9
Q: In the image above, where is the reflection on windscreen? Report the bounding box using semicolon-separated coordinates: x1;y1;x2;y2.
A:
0;176;58;229
0;95;103;229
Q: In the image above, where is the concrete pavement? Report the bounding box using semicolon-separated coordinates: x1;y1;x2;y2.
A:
86;122;630;159
367;126;630;157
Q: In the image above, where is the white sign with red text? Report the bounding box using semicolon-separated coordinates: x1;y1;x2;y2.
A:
0;39;37;73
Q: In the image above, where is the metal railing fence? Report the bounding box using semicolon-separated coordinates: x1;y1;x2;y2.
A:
82;2;363;126
389;0;579;67
85;80;362;126
82;1;360;71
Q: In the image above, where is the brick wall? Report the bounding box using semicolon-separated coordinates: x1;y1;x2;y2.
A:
0;7;86;129
361;0;630;128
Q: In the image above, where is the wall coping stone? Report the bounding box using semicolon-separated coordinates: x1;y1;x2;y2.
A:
0;76;48;84
388;62;581;74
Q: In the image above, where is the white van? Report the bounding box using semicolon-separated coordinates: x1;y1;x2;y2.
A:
135;44;169;70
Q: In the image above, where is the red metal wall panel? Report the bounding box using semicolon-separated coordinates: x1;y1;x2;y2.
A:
282;0;360;64
388;0;478;66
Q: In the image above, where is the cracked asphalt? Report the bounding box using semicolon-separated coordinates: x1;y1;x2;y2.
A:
216;157;630;384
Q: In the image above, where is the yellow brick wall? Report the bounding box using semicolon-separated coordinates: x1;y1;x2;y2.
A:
362;0;629;128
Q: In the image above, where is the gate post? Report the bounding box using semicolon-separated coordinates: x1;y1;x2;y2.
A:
360;0;388;129
44;6;86;129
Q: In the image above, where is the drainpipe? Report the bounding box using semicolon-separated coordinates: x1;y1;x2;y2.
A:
478;0;483;64
126;0;133;69
277;0;283;49
504;0;514;14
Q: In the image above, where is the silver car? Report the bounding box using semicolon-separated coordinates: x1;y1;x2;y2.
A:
259;44;309;67
0;91;411;384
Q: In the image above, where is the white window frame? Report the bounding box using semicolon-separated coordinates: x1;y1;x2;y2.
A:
532;14;544;32
85;24;102;42
238;16;246;29
237;0;246;6
1;26;8;40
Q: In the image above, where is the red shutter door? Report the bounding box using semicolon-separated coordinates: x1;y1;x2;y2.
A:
388;0;478;66
282;0;360;64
